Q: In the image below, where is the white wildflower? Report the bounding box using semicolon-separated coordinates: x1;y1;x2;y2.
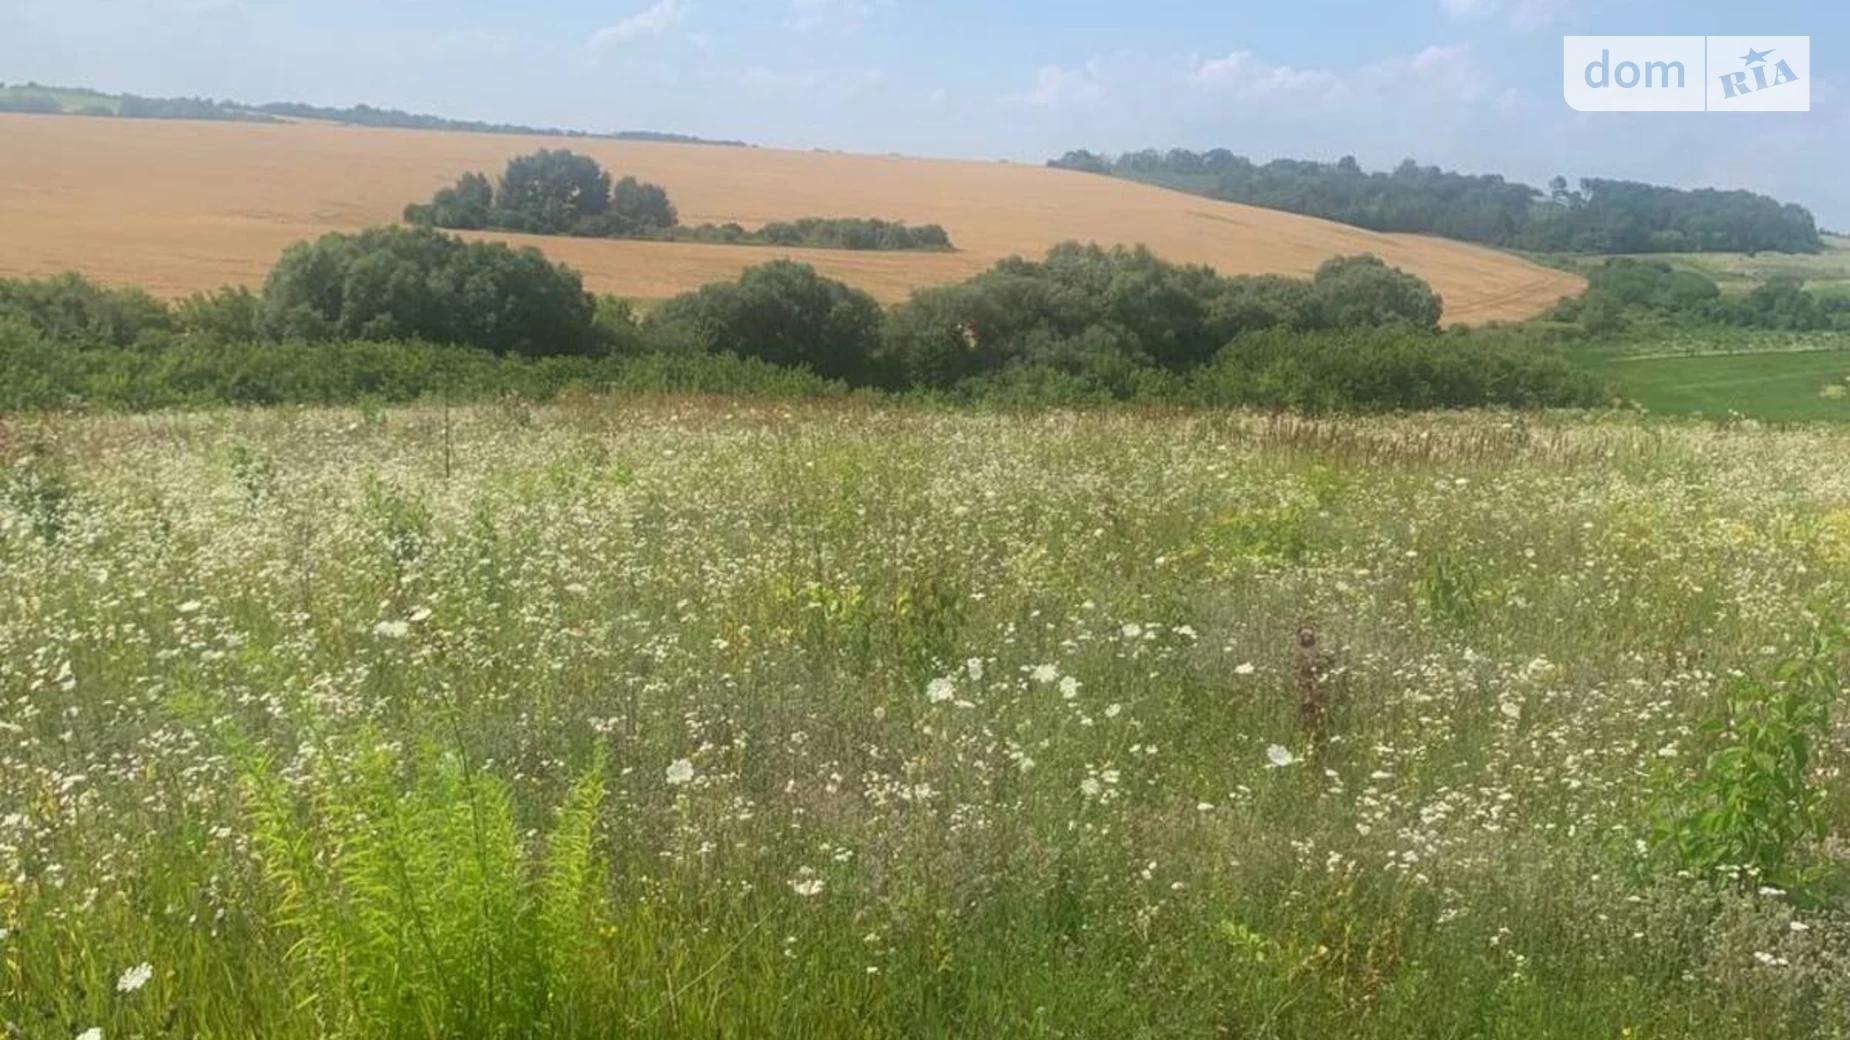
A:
77;1030;103;1040
1030;664;1059;684
372;620;410;639
1265;744;1299;769
1059;675;1081;700
116;962;153;994
665;758;695;787
789;877;825;897
926;677;955;703
1234;662;1256;676
964;658;984;682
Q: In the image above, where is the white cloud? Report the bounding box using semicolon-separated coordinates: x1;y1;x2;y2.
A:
1438;0;1571;30
1190;50;1340;97
1018;62;1106;108
589;0;691;48
789;0;887;33
1400;42;1491;99
1186;41;1485;105
1439;0;1497;17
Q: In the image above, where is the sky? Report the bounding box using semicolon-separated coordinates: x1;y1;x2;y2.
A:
3;0;1845;225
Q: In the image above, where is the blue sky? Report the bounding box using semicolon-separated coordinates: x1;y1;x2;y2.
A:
4;0;1845;225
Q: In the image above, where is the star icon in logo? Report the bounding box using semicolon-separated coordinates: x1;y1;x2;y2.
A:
1740;46;1775;66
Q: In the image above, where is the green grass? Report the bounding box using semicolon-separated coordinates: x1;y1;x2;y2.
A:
1589;347;1850;421
3;400;1850;1038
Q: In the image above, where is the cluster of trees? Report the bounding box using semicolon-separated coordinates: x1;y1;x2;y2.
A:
0;81;748;142
1550;258;1850;334
0;228;608;358
253;102;746;144
0;93;64;115
1050;150;1823;255
406;150;953;250
406;153;680;238
1;226;1602;412
0;82;280;122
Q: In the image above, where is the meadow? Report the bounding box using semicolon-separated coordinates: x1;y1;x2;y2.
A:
4;400;1850;1038
1557;236;1850;300
0;114;1580;321
1590;347;1850;422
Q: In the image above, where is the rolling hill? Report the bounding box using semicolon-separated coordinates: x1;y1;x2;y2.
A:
0;114;1582;322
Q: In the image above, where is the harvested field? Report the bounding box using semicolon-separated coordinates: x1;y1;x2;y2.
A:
0;113;1582;320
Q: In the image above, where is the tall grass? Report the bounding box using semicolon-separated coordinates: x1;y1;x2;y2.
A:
3;402;1849;1038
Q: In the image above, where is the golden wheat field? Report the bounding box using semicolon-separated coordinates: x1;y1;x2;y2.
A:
0;113;1582;319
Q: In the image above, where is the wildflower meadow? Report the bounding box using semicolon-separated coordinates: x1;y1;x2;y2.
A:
3;400;1850;1038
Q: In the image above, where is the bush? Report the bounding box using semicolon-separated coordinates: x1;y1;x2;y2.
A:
647;261;884;383
758;218;953;251
1304;254;1443;331
176;286;263;342
1189;326;1605;412
608;175;678;232
878;243;1443;389
404;171;493;231
260;226;604;357
1551;259;1849;334
0;272;174;347
0;237;1607;416
0;325;851;412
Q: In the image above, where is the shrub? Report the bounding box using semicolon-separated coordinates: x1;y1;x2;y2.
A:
1189;326;1605;412
1304;254;1443;331
176;285;263;342
0;272;174;347
647;261;884;383
260;226;603;357
404;171;493;231
879;243;1445;390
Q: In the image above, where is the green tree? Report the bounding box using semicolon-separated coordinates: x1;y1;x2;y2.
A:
647;261;883;382
1304;254;1443;331
0;272;174;347
260;226;603;357
609;176;678;232
495;150;612;235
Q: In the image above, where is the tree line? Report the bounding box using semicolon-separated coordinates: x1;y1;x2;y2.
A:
1548;258;1850;335
0;81;747;143
0;224;1600;412
1050;150;1823;255
0;82;280;122
407;150;953;250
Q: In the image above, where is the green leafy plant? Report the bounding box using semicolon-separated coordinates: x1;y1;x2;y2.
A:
1653;623;1846;891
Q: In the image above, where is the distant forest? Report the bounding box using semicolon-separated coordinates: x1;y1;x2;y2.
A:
0;81;748;146
1049;150;1822;255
